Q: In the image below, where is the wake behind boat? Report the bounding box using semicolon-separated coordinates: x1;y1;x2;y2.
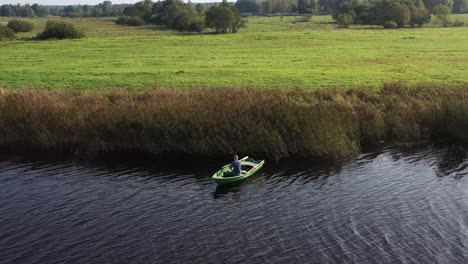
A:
212;156;265;186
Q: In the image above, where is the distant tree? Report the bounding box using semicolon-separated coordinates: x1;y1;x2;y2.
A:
82;5;92;17
332;0;430;28
195;3;205;15
50;7;61;16
372;0;396;25
170;6;204;31
260;0;273;14
336;12;353;27
272;0;295;14
0;5;15;17
318;0;341;14
205;0;243;33
31;4;49;16
422;0;449;11
93;7;104;17
102;1;113;16
433;4;451;26
235;0;260;13
295;0;318;14
123;0;153;20
410;0;430;27
332;0;355;23
150;0;205;31
19;4;35;17
151;0;184;25
351;1;372;24
63;5;78;16
111;5;124;16
452;0;466;13
388;2;411;28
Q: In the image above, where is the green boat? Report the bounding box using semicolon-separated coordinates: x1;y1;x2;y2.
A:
212;156;265;186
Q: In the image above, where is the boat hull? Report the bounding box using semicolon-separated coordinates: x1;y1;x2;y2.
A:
212;157;265;186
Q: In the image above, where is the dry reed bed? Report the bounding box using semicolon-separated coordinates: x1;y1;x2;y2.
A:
0;83;467;159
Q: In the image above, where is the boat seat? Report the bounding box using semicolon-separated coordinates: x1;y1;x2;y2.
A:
241;161;257;167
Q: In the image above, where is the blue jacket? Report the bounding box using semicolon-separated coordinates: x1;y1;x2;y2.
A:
231;160;241;175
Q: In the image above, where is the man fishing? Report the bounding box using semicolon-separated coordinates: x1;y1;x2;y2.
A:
230;155;242;176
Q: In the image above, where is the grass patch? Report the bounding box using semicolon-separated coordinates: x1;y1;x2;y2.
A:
0;15;467;89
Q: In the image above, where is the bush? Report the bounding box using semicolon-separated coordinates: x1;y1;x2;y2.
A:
383;20;398;29
433;4;451;27
189;17;205;32
127;16;145;26
7;19;34;33
115;16;131;25
36;20;84;40
336;13;353;28
295;15;312;23
206;1;243;33
448;18;465;27
0;25;15;39
411;7;430;27
388;2;411;28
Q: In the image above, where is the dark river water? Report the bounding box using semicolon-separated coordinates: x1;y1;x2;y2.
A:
1;146;468;264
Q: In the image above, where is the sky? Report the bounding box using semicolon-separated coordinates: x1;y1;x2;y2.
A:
0;0;210;5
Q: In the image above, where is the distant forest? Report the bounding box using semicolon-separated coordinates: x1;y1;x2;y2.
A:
1;0;467;18
1;2;122;17
0;1;218;18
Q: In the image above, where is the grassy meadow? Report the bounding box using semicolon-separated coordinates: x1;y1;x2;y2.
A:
1;15;468;89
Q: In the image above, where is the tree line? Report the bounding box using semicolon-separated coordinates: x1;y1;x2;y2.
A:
0;1;127;18
2;0;466;18
333;0;464;28
234;0;467;14
235;0;318;14
117;0;245;33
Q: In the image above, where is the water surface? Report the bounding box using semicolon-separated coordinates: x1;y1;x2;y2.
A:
1;146;468;263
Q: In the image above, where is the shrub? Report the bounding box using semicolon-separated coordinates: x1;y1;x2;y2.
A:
0;25;15;39
336;13;353;28
36;20;84;40
295;15;312;23
383;20;398;29
206;1;243;33
7;19;34;33
433;4;451;27
188;16;206;32
388;2;411;28
168;7;205;31
115;16;131;25
411;7;431;27
448;18;465;27
127;16;145;26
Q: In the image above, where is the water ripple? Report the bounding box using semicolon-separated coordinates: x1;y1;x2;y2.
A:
1;146;468;263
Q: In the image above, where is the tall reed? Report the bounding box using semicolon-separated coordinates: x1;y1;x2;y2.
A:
0;83;466;159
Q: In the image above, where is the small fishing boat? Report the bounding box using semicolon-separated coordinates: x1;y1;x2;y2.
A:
212;156;265;186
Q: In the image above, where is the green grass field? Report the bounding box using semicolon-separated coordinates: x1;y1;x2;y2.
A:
1;15;468;90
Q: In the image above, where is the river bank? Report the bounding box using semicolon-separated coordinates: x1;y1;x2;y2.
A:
0;82;467;160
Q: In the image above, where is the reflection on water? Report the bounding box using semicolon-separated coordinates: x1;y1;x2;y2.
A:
1;145;468;264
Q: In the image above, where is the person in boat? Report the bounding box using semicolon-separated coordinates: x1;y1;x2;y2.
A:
225;155;242;177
